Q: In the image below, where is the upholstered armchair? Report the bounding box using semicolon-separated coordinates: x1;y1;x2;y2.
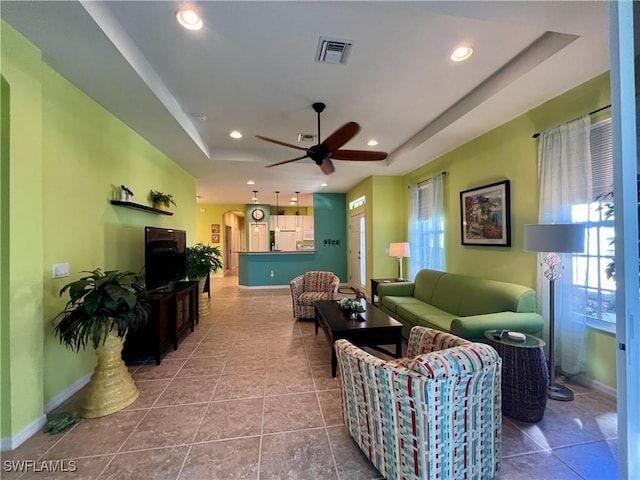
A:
290;271;340;319
335;326;502;480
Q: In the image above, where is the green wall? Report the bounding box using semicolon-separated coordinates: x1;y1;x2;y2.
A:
1;75;11;440
346;176;404;295
1;22;197;442
396;72;615;389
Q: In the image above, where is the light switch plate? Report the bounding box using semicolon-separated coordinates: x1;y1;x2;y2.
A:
52;263;70;278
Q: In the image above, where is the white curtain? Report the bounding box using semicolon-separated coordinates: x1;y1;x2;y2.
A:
408;174;444;280
537;115;591;375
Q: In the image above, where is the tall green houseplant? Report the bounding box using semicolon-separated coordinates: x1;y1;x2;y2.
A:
52;269;151;418
186;243;223;280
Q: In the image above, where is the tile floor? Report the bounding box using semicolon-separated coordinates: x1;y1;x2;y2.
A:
2;274;618;479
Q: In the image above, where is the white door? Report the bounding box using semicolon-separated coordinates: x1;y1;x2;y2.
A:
249;223;268;251
349;213;365;291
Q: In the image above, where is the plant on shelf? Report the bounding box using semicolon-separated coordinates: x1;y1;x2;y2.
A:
148;190;176;209
186;243;223;280
52;269;151;418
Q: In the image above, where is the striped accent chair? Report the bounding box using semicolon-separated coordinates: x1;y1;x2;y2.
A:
290;271;340;319
335;326;502;480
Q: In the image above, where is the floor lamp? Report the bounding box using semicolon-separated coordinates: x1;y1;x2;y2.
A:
389;242;410;281
524;223;585;401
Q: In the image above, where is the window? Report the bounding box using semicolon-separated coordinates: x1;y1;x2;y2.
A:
571;118;615;332
408;174;444;277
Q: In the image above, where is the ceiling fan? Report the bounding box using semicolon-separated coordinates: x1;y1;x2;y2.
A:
256;102;388;175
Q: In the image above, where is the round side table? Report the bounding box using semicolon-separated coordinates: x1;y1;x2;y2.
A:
485;330;549;422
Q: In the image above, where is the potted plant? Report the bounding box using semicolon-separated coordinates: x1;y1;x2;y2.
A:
148;190;176;209
186;243;223;280
52;269;151;418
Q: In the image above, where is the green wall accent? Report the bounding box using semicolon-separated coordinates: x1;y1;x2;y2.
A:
1;21;198;441
1;75;11;438
1;22;45;440
346;176;404;295
399;72;614;388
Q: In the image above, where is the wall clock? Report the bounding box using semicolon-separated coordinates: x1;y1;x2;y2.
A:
251;208;265;221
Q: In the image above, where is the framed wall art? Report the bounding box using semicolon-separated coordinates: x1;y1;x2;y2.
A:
211;223;220;234
211;234;220;244
460;180;511;246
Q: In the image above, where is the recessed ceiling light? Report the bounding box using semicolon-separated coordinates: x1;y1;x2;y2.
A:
290;201;296;205
176;7;203;30
321;183;328;187
230;130;242;139
367;139;378;146
290;197;297;202
247;180;255;185
451;44;473;62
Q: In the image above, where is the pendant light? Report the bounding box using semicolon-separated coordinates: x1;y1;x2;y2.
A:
275;191;280;232
253;190;259;232
295;192;300;232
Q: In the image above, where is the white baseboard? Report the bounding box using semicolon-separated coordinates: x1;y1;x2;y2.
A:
44;372;92;413
0;372;91;452
0;414;47;452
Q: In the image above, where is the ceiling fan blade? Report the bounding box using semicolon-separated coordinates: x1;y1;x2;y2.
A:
322;122;360;153
319;158;335;175
265;155;309;168
256;135;308;152
331;149;388;161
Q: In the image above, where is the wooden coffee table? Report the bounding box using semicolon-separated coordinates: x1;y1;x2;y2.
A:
314;299;403;377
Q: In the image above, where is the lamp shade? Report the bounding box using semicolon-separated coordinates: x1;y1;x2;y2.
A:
523;224;585;253
389;242;410;258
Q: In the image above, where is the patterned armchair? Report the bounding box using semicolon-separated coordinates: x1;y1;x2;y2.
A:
335;326;502;480
290;271;340;319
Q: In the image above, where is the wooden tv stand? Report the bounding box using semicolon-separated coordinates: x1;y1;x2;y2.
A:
123;280;199;365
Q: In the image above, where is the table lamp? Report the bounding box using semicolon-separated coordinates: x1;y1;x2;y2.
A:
389;242;410;281
524;223;585;401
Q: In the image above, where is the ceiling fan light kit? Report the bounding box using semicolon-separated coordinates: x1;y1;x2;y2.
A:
256;102;388;175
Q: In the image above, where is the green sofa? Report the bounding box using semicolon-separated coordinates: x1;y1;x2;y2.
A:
377;269;544;342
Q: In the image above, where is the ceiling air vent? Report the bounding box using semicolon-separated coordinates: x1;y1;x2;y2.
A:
297;133;316;142
316;37;353;64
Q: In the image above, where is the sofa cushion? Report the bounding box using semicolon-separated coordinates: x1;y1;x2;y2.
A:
412;269;447;303
417;314;456;332
396;303;452;325
430;273;536;316
380;295;425;315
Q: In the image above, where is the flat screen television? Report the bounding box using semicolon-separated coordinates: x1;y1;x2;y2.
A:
144;226;187;292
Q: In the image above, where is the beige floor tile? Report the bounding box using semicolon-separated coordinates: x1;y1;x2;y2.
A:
317;389;344;427
179;437;260;480
132;358;187;381
121;404;207;451
99;446;188;480
123;380;168;410
42;410;145;459
260;429;337;480
211;372;266;401
154;376;218;406
14;455;114;480
262;392;324;434
194;398;264;442
265;369;315;396
327;426;383;480
177;355;226;377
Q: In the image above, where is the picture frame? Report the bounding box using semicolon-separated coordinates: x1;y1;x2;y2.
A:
211;234;220;243
211;224;220;234
460;180;511;247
